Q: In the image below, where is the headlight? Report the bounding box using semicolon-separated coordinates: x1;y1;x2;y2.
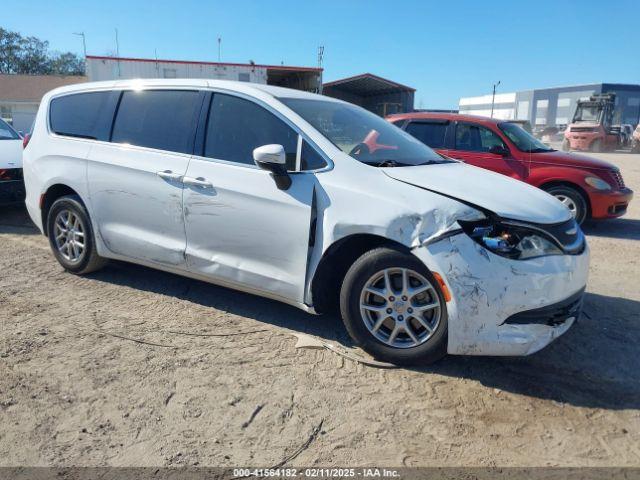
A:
459;219;563;260
585;176;611;191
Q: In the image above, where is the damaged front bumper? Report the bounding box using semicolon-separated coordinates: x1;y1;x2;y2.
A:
413;232;589;356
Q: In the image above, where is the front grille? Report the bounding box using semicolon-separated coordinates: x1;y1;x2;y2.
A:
571;127;597;132
611;170;625;189
504;288;584;326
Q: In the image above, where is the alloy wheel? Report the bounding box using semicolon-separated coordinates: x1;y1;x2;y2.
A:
359;267;442;349
53;209;86;263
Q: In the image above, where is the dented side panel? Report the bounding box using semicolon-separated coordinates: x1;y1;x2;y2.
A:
87;142;190;266
183;157;316;303
304;155;484;305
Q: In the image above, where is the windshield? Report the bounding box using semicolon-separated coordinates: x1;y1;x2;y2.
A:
279;98;450;167
573;105;601;123
499;122;554;153
0;119;20;140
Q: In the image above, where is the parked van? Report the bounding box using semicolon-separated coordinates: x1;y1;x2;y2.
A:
23;80;589;364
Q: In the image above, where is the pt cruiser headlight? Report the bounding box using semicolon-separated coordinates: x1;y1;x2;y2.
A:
585;176;611;191
459;219;563;260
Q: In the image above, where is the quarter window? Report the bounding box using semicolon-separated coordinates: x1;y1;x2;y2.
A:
300;140;326;170
111;90;201;154
50;92;112;141
405;121;449;148
455;123;506;152
205;94;298;169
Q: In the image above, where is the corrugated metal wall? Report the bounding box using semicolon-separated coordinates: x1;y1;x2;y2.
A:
86;58;268;83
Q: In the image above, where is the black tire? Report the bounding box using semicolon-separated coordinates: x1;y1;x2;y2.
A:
632;140;640;154
340;247;448;365
590;139;602;153
46;195;107;274
561;138;571;152
544;185;588;225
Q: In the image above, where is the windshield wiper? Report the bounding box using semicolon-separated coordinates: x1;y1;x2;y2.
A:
361;160;404;167
417;159;452;165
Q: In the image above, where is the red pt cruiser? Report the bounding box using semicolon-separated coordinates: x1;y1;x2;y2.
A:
387;113;633;224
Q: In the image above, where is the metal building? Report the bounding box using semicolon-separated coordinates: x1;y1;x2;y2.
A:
459;83;640;128
323;73;415;116
86;56;323;92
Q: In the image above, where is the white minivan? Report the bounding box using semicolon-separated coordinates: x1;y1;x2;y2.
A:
23;79;589;364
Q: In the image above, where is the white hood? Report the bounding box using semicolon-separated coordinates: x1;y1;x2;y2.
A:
383;162;572;225
0;139;23;169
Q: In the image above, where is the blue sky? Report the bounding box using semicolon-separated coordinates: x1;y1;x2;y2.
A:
3;0;639;108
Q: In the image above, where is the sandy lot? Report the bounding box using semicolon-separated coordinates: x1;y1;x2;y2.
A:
1;152;639;468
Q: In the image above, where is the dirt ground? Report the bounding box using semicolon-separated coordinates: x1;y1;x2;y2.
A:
1;152;639;468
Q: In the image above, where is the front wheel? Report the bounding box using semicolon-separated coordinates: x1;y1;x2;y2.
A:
340;247;448;365
590;139;602;153
544;185;588;224
561;138;571;152
632;140;640;154
47;195;107;274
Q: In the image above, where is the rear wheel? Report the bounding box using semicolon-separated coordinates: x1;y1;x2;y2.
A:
544;185;588;224
590;139;602;153
47;195;107;274
340;247;448;365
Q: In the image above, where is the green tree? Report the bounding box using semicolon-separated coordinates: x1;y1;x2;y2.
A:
0;27;85;75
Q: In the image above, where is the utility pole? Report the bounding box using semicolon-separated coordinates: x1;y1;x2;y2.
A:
217;36;222;62
115;28;121;77
317;45;324;94
491;80;501;118
73;32;87;58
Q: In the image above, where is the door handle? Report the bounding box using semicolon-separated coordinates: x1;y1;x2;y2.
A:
183;176;213;188
156;170;183;181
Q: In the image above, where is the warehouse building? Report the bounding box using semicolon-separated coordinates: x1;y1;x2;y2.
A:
86;56;323;92
323;73;415;116
0;74;86;132
459;83;640;128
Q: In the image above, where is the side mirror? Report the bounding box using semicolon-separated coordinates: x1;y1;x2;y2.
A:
488;145;509;156
253;144;292;190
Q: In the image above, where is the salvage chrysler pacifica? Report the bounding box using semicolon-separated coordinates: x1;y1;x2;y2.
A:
23;80;589;365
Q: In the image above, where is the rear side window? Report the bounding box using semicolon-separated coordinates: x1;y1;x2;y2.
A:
111;90;201;154
455;123;506;152
405;121;449;149
205;93;298;169
50;92;112;141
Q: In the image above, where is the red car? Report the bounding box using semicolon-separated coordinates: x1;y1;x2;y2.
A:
386;113;633;224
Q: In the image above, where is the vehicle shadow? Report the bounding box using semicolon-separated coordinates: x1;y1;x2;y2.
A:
583;218;640;241
88;261;639;410
417;292;640;410
87;260;353;345
0;203;39;235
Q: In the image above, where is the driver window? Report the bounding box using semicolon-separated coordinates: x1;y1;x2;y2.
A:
455;123;505;152
205;93;298;170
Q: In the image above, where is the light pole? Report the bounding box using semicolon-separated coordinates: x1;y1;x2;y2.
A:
73;32;87;58
491;80;501;118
